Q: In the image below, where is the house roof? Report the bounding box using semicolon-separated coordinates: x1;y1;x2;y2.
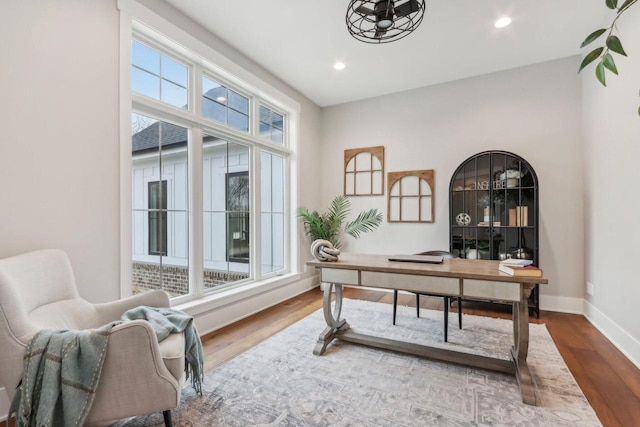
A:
132;121;187;154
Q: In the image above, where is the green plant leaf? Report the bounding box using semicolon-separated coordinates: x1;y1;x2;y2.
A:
619;0;636;12
637;104;640;116
595;62;607;86
603;53;619;74
344;209;383;239
606;0;618;9
580;29;607;48
578;47;604;72
606;35;627;56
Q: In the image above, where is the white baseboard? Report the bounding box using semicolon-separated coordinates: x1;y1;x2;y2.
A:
0;386;9;422
583;300;640;370
539;294;584;314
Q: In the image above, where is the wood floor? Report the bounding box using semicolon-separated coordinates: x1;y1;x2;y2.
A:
201;286;640;427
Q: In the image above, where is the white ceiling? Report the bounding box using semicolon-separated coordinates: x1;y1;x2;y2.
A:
164;0;608;107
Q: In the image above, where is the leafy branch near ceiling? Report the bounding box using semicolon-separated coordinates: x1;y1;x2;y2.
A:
578;0;639;116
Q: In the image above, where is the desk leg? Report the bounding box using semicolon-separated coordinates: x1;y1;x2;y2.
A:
511;286;536;405
313;283;349;355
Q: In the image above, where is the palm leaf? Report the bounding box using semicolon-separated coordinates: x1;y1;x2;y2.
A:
345;209;383;239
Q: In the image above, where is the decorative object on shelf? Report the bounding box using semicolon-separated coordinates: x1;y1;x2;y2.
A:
578;0;639;116
466;249;478;260
344;146;384;196
298;195;383;249
516;205;529;226
456;212;471;226
310;239;341;262
346;0;425;44
387;169;434;222
508;208;517;227
499;169;523;188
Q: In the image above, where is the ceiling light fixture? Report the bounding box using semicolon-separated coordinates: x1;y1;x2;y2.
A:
346;0;425;44
494;17;512;28
334;62;346;70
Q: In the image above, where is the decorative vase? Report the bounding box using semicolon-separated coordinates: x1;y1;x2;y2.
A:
506;178;518;188
466;249;478;260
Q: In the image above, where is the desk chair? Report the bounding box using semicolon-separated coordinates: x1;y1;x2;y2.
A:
392;250;462;342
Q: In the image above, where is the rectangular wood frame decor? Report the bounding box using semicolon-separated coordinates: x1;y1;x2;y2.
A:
344;146;385;196
387;169;435;223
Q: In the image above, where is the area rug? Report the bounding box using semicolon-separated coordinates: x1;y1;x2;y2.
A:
114;299;601;426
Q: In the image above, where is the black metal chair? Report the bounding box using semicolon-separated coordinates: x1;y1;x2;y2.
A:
392;250;462;342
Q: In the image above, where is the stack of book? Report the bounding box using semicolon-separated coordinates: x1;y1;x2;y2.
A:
498;258;542;277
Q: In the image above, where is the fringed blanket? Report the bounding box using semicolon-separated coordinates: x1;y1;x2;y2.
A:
11;307;203;426
10;323;115;427
121;306;204;395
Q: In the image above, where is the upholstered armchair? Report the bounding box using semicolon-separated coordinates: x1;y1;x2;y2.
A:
0;249;186;426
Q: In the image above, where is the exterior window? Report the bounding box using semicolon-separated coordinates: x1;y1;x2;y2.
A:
128;33;291;300
148;181;167;256
259;105;284;144
131;112;189;298
226;172;250;263
203;136;251;289
131;41;188;109
261;152;285;274
203;77;249;132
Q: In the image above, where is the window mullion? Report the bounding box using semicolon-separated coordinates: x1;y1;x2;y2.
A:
252;146;261;280
190;127;204;298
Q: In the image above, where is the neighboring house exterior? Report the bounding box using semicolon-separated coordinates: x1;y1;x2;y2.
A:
131;119;263;295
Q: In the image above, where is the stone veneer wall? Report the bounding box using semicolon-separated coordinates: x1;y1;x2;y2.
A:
132;262;249;297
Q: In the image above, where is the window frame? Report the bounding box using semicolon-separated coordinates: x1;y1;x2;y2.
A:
119;4;301;304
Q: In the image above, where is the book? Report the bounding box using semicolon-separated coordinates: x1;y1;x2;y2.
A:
516;205;528;227
499;263;542;277
499;258;533;267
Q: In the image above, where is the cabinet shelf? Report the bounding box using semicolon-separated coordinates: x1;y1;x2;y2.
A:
449;150;540;317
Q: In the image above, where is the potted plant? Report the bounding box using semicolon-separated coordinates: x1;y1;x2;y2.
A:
297;195;383;249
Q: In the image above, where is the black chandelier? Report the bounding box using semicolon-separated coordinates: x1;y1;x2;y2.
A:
346;0;425;44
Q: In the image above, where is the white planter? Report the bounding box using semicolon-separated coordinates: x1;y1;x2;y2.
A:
506;178;519;188
466;249;478;260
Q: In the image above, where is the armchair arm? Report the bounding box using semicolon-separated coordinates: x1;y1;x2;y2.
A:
87;319;182;423
92;290;170;326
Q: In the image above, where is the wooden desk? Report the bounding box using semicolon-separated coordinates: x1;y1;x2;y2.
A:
307;253;548;406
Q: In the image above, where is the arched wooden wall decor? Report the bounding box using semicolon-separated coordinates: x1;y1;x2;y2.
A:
387;169;435;223
344;146;385;196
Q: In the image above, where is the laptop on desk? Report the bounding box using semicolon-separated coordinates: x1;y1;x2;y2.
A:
388;254;444;264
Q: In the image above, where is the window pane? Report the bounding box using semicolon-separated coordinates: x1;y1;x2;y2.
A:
202;77;249;132
161;80;188;109
132;112;189;297
132;41;159;74
261;152;285;275
203;135;251;290
228;90;248;114
161;56;187;87
228;109;249;132
259;105;284;145
132;41;189;111
132;67;160;100
203;97;227;123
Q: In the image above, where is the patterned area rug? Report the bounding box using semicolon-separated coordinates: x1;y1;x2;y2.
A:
114;298;601;426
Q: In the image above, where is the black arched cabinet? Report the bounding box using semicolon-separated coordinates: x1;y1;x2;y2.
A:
449;150;539;317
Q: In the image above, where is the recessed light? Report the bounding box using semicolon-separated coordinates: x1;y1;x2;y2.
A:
216;96;227;103
334;62;346;70
494;17;512;28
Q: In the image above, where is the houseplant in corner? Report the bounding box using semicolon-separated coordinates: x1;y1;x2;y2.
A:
298;195;383;250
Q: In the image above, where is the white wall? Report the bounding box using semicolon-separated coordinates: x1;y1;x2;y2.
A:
322;57;585;310
582;6;640;366
0;0;121;302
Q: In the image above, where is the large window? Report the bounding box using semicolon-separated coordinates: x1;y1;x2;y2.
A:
129;34;292;301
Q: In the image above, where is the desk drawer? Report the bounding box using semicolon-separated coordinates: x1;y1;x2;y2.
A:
361;271;459;294
321;268;360;285
463;280;520;302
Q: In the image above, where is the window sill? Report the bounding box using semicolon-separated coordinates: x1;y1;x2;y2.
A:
174;271;312;317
